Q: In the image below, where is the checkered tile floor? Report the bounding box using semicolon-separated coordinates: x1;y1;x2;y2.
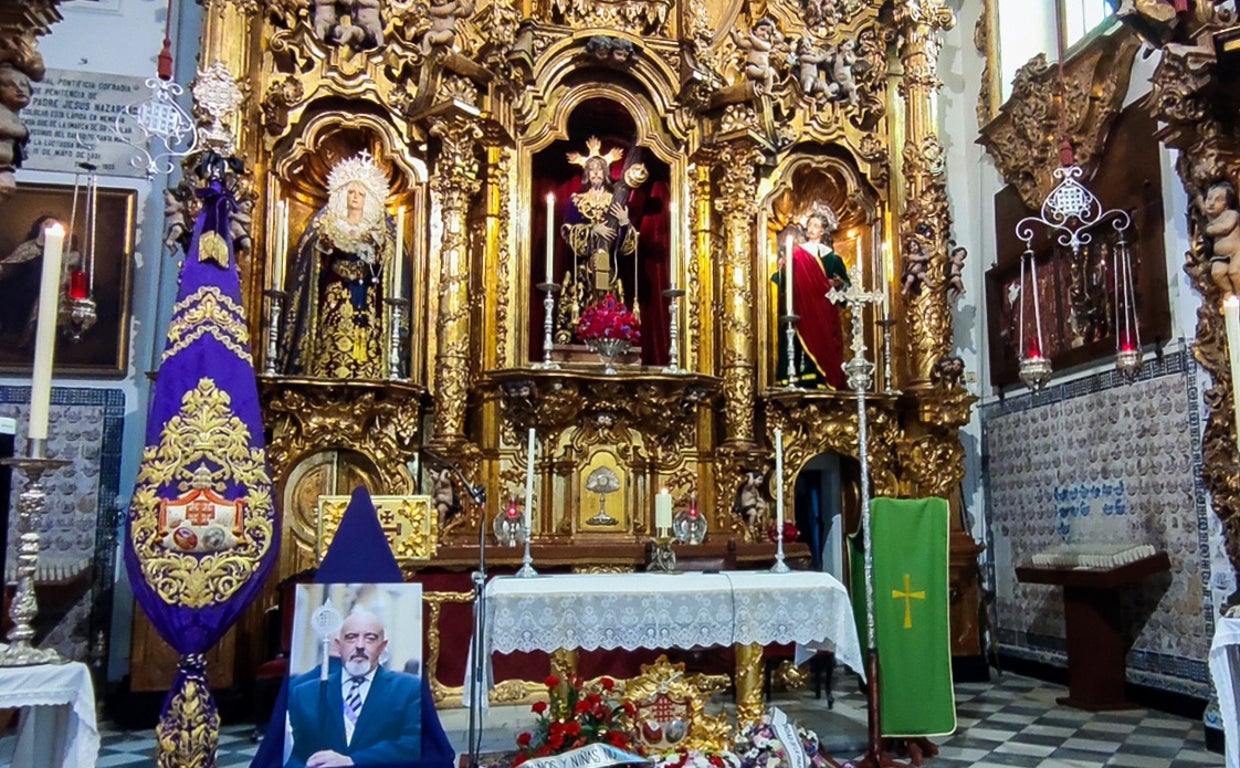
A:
0;672;1221;767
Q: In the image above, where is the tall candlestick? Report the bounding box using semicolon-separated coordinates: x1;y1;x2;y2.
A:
774;427;784;531
524;427;536;533
1224;297;1240;460
29;223;66;442
655;488;673;537
393;207;405;296
545;193;555;284
784;235;794;315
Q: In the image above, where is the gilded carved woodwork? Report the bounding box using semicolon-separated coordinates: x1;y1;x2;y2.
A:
185;0;985;701
429;115;483;447
977;31;1142;211
259;377;425;491
1129;4;1240;600
895;0;956;387
714;141;766;448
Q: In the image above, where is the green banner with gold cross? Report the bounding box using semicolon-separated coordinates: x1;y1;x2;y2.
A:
849;497;956;737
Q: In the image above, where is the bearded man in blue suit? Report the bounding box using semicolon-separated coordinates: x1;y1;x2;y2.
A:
286;610;422;767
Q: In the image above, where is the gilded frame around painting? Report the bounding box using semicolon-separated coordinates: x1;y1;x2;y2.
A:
0;181;137;377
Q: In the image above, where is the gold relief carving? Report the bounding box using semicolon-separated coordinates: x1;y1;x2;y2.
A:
155;657;219;768
491;679;536;704
621;655;731;753
978;32;1140;210
260;378;425;492
548;0;671;36
720;104;760;134
130;379;275;608
494;372;720;467
974;2;995;127
437;74;480;107
260;76;304;136
491;148;514;369
570;565;634;574
316;495;438;561
550;648;579;681
892;0;954;95
903;435;965;499
917;387;976;430
770;659;809;692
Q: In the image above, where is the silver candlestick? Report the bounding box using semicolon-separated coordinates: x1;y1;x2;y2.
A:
876;318;900;396
662;288;685;374
0;439;71;667
534;282;561;370
515;522;538;578
262;289;287;376
385;297;409;380
780;314;801;389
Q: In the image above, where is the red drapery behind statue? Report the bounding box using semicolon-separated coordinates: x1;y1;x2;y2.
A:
791;245;848;389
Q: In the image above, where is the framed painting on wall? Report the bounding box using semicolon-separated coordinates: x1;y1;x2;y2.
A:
0;182;137;377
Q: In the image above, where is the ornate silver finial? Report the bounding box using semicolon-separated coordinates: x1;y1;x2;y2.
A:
192;60;244;156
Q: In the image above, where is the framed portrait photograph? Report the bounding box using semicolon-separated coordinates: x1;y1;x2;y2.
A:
286;582;424;766
0;182;136;377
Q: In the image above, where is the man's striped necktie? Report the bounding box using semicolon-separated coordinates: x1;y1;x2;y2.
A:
345;675;366;724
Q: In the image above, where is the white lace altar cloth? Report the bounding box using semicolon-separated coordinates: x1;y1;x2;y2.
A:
1210;616;1240;768
483;570;863;676
0;659;99;767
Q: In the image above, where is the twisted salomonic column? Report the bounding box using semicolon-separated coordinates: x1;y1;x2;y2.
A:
894;0;955;387
714;141;764;447
430;116;483;445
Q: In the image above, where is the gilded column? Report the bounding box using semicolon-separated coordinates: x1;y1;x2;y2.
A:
196;0;255;149
714;141;764;448
429;116;483;446
894;0;955;386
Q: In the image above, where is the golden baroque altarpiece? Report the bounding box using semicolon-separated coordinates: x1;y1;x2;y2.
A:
185;0;979;703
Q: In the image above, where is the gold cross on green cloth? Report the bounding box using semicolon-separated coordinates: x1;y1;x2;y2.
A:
891;572;926;629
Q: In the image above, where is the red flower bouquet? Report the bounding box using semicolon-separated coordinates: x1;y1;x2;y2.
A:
514;675;635;766
576;293;641;345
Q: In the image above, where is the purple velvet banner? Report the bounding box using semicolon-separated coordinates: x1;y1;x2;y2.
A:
124;177;278;765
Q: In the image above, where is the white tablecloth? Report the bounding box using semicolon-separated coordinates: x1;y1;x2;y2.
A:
1210;616;1240;768
0;659;99;768
483;570;863;676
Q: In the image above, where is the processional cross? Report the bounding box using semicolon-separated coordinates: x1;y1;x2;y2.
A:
826;258;883;650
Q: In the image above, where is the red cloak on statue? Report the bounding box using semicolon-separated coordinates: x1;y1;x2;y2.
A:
790;243;848;389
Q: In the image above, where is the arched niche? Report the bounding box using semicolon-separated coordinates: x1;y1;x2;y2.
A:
790;451;861;579
758;151;884;391
524;94;680;366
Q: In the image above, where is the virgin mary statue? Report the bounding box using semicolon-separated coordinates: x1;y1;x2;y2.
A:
279;151;395;378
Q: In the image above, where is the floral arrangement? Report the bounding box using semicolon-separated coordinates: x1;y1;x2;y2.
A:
514;675;635;766
576;293;641;345
651;749;742;768
734;712;835;768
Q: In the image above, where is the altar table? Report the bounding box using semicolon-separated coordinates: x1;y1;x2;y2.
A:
0;659;99;768
483;570;863;711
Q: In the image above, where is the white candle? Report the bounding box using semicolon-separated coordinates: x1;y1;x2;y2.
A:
272;201;287;289
1224;297;1240;459
545;193;555;284
655;488;673;537
524;427;536;533
393;206;405;297
29;222;66;442
773;427;784;533
669;199;678;290
784;234;794;315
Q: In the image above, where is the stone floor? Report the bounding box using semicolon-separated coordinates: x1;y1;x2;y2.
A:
0;672;1223;767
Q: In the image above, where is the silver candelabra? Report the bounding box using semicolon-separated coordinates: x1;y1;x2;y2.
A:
515;521;538;578
385;297;409;380
534;282;561;370
0;439;71;666
662;288;685;374
262;289;287;376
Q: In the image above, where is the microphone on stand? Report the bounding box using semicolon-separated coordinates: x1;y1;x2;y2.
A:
421;446;489;768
